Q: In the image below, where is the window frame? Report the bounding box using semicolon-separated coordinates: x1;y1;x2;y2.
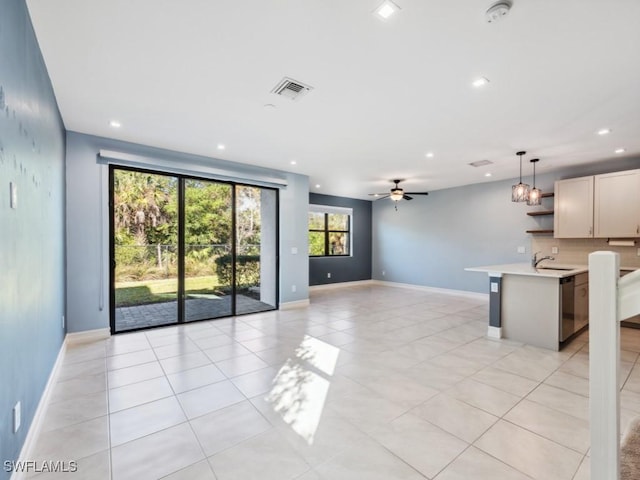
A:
308;205;352;258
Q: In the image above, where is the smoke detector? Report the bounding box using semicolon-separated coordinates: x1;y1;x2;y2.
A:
485;1;512;23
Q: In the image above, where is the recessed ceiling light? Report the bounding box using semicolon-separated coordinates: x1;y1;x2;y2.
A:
425;152;434;158
290;160;297;165
615;148;626;154
373;0;400;20
217;144;226;150
315;184;321;188
597;128;611;135
485;172;492;177
109;120;121;128
472;77;490;88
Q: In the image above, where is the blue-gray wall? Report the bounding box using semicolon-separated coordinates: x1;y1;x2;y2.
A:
373;157;640;294
65;131;310;333
0;1;66;476
309;193;372;286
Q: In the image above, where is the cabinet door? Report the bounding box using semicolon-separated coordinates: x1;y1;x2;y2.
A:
574;282;589;332
594;170;640;238
554;176;594;238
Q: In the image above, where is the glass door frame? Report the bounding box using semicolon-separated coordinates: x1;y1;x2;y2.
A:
109;164;280;334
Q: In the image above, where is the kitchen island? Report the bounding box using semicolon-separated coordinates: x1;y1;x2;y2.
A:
465;263;588;351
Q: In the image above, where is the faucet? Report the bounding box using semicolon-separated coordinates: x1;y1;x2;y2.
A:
532;251;555;268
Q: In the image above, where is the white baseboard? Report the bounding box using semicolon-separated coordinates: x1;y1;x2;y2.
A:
280;299;311;310
487;326;502;339
309;279;374;292
11;328;111;480
371;280;489;301
11;339;67;480
66;328;111;345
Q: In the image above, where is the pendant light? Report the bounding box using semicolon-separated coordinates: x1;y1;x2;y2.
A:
527;158;542;205
511;151;530;202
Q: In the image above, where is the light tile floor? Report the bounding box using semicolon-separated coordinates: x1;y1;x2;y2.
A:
26;284;640;479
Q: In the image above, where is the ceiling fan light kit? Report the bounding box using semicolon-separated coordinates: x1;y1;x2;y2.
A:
485;1;512;23
369;179;429;210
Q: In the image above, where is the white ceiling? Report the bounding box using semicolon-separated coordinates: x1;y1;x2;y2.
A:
26;0;640;199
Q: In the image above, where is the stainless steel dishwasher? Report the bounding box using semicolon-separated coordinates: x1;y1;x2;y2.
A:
560;276;575;342
560;273;589;342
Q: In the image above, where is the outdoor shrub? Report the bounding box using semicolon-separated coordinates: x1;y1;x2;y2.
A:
215;254;260;289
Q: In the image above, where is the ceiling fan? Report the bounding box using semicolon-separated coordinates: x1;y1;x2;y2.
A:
369;179;429;209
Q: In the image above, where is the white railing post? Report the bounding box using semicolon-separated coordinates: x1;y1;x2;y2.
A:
589;251;621;480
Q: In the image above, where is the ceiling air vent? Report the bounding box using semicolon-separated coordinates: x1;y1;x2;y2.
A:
468;160;493;167
271;77;313;101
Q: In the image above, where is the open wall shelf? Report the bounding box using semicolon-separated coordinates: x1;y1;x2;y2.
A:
526;192;554;234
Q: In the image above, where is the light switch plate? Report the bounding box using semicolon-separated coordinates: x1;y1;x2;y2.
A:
491;282;499;293
552;247;559;254
10;182;17;209
517;246;526;254
291;247;298;255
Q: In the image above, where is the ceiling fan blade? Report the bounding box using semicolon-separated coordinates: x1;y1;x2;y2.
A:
403;194;413;200
373;194;391;200
404;192;429;196
368;193;389;196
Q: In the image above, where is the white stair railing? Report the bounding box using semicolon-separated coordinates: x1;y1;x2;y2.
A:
589;251;640;480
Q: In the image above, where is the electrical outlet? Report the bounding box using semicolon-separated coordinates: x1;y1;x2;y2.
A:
637;248;640;257
517;246;526;254
382;270;386;276
327;273;331;278
291;285;296;293
62;315;65;329
291;247;298;255
13;401;21;433
552;246;559;254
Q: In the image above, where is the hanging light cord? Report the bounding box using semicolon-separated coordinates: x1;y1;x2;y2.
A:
519;152;523;182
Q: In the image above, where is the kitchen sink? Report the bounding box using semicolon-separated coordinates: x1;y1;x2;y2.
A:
537;266;575;271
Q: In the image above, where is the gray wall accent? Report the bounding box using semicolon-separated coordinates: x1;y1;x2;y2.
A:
0;1;66;476
373;157;640;294
65;132;309;332
309;193;372;286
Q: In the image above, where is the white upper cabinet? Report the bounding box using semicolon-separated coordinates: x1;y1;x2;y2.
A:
594;169;640;238
554;176;594;238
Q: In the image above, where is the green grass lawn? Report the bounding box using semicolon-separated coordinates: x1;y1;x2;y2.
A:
115;275;222;307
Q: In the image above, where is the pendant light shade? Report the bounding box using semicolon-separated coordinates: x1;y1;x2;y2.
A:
527;158;542;205
511;151;530;202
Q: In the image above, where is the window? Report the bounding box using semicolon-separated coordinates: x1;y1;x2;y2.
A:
308;206;351;257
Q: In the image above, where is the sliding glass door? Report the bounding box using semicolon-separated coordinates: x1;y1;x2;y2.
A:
235;186;278;315
110;167;278;333
184;179;233;322
112;169;179;330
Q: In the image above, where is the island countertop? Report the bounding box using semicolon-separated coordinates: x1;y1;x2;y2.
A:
464;263;588;278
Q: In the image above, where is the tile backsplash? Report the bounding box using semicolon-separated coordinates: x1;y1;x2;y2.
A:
531;237;640;269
